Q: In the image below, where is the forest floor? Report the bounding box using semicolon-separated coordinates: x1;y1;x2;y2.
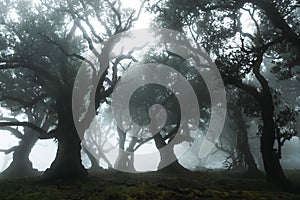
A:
0;169;300;200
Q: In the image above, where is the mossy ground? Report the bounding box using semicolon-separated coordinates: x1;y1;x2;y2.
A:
0;170;299;200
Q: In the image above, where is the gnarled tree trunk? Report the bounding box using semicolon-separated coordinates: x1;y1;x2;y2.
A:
43;98;87;180
1;110;49;179
260;99;286;184
1;128;39;178
114;127;136;172
43;123;87;180
228;55;287;185
231;104;260;176
153;133;188;173
253;55;286;185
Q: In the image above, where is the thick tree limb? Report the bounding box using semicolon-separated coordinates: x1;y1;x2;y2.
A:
247;0;300;46
0;121;47;134
0;59;59;83
0;121;56;139
261;36;286;52
39;128;58;139
252;54;267;89
38;32;96;70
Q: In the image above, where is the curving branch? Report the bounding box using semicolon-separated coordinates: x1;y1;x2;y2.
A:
0;58;59;83
74;19;102;59
0;121;47;134
38;32;96;70
105;0;122;32
247;0;300;46
241;7;261;40
98;53;138;101
0;127;24;139
0;121;56;139
0;146;18;155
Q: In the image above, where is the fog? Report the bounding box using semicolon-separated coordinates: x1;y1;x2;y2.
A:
1;117;299;172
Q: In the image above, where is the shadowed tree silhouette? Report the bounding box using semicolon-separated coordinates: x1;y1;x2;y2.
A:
0;0;144;180
151;0;299;185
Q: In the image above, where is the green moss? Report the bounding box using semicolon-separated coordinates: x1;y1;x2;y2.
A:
0;171;300;200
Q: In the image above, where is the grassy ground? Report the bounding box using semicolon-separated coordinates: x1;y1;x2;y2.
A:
0;170;299;200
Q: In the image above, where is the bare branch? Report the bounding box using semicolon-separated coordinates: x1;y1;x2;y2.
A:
99;53;138;100
77;1;104;43
0;146;18;154
105;0;122;33
74;19;102;59
0;121;46;134
241;7;261;40
0;127;24;139
38;32;96;70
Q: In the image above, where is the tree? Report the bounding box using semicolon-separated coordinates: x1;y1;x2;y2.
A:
0;0;143;179
226;88;260;175
211;89;260;175
124;49;211;173
151;0;299;185
0;106;53;178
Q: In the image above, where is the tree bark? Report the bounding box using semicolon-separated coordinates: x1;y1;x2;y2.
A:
43;124;87;180
43;98;87;180
228;55;287;185
252;55;287;185
260;99;286;184
238;136;260;176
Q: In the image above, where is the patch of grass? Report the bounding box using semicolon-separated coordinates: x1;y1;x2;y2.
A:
0;170;299;200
